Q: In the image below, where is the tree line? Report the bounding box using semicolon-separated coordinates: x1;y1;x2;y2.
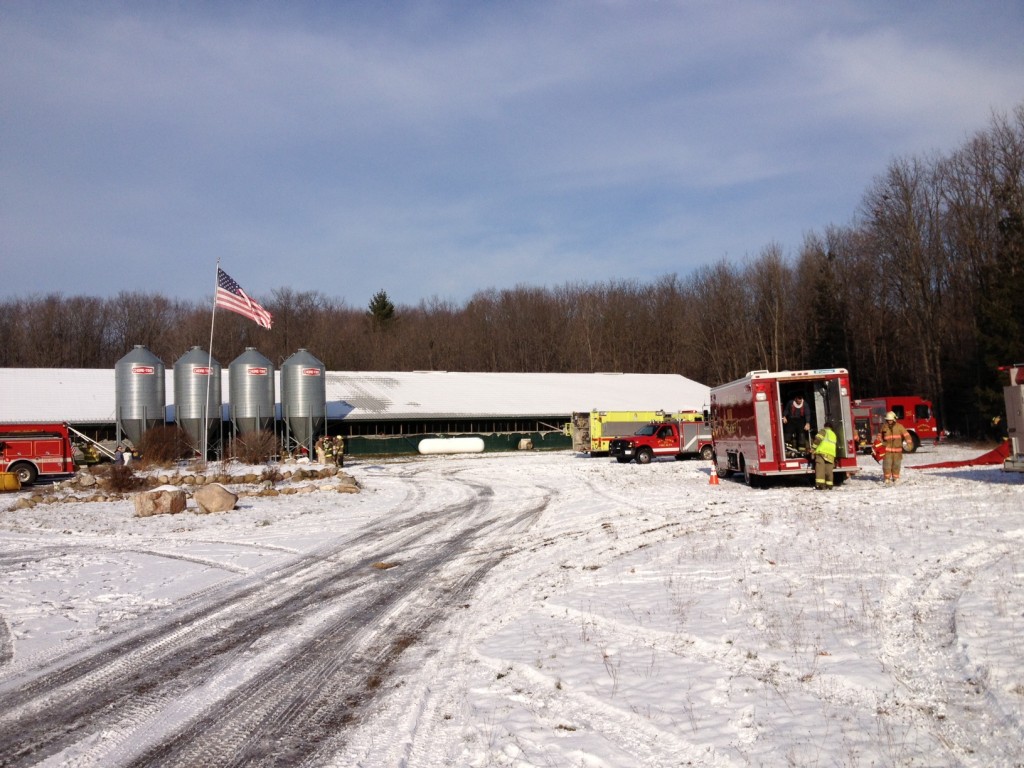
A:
2;105;1021;437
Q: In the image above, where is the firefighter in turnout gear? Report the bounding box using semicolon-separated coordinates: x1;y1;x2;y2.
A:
876;411;912;484
782;395;811;453
812;420;838;490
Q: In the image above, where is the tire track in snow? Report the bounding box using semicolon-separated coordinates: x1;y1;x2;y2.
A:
880;542;1024;766
0;619;11;668
319;461;559;767
0;470;463;763
0;467;547;767
123;473;549;767
362;464;723;766
354;460;845;767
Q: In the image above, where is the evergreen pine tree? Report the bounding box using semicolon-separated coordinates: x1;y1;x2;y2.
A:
367;289;396;330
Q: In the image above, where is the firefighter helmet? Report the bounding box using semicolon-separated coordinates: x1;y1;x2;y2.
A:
884;411;897;421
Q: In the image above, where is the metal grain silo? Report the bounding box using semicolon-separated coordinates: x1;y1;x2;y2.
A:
173;346;222;454
229;347;275;434
280;348;325;455
115;345;166;445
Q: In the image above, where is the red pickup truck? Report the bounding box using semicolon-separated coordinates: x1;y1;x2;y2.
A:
609;419;714;464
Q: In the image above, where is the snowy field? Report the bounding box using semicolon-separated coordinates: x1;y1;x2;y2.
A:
1;443;1022;767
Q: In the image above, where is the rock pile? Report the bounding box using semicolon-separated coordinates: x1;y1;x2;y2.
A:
4;463;360;513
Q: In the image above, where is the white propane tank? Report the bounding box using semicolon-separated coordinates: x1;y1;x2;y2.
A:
418;437;485;455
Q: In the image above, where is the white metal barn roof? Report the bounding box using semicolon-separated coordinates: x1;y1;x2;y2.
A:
0;369;709;424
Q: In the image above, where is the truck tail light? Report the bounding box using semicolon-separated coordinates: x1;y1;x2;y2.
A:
759;443;767;459
754;383;769;401
839;376;850;397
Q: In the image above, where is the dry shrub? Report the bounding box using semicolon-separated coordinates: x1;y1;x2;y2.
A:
228;430;279;464
106;463;143;493
139;425;194;465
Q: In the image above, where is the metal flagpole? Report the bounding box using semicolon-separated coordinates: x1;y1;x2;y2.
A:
204;260;220;465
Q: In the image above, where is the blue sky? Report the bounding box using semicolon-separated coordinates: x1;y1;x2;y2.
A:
3;1;1023;309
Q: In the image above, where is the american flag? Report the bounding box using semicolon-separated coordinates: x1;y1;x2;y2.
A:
216;268;273;329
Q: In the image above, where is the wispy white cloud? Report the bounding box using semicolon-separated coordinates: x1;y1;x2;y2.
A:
1;1;1022;306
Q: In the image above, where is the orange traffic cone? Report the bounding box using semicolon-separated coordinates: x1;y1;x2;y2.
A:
709;471;720;485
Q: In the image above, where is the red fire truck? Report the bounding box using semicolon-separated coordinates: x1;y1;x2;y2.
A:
710;368;859;487
853;396;939;452
0;423;77;486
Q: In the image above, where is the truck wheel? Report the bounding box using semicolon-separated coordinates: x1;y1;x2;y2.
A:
10;462;38;486
636;448;653;465
700;445;714;461
615;456;631;464
906;433;920;453
833;472;847;486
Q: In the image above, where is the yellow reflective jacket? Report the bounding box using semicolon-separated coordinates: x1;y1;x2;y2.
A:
813;427;838;461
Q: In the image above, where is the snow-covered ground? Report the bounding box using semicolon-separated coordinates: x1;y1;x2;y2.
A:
1;443;1022;767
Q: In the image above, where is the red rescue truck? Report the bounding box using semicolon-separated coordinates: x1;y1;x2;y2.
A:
0;423;77;486
852;396;939;452
710;369;859;487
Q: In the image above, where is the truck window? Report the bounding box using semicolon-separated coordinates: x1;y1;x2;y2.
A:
891;405;905;419
657;427;672;439
915;404;931;420
635;425;657;436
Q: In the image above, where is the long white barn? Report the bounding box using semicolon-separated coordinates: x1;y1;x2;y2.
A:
0;369;709;425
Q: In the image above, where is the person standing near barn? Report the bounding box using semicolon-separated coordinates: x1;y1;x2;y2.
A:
782;394;811;452
876;411;912;485
812;420;838;490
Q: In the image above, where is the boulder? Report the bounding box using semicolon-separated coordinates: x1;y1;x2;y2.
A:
194;483;238;514
193;483;237;514
134;487;187;517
